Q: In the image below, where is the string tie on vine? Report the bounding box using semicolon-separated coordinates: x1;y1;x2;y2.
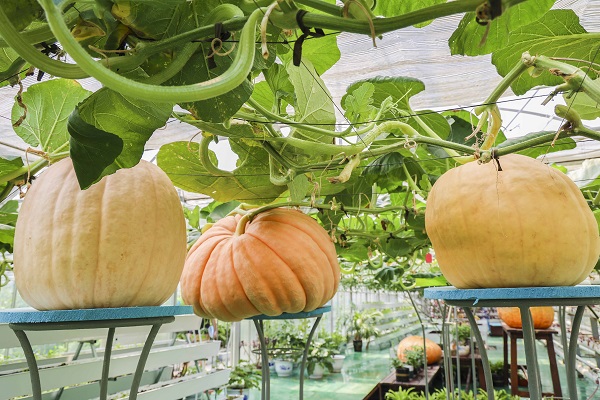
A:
206;22;232;69
491;148;502;171
293;9;325;67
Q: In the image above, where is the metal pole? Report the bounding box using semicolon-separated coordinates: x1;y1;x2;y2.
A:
464;308;494;400
11;328;42;400
519;306;542;400
232;321;241;366
299;315;323;400
567;306;585;400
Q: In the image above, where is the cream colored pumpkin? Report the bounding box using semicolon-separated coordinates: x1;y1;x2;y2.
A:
425;154;600;288
14;158;187;310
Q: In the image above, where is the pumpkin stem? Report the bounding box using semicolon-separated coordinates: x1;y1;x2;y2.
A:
234;214;251;236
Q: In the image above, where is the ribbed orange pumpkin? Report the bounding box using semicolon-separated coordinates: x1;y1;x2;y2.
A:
180;208;340;322
425;154;600;288
14;158;187;310
498;306;555;329
397;336;442;365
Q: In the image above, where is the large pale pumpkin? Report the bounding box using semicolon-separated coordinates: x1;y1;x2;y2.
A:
425;154;600;288
498;306;555;329
180;208;340;322
397;336;442;365
14;158;187;310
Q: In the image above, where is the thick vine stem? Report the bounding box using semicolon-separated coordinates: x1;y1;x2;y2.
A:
199;135;234;177
39;0;264;103
0;7;81;48
234;213;251;236
272;0;529;34
0;3;89;79
522;52;600;105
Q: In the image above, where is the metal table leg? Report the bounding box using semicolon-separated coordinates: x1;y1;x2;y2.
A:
520;306;542;400
129;323;164;400
253;319;270;400
299;315;322;400
464;308;494;400
100;327;116;400
567;306;585;400
11;328;42;400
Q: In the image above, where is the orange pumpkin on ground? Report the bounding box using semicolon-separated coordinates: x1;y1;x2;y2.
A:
397;336;442;365
180;208;340;322
497;306;555;329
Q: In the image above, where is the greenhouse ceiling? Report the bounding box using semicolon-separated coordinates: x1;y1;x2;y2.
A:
0;0;599;203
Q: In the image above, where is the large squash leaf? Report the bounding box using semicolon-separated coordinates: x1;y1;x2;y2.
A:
449;0;554;56
342;76;425;117
491;10;591;95
69;88;172;188
564;87;600;120
158;141;286;204
11;79;91;153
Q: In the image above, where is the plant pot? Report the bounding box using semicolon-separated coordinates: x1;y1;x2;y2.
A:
274;359;294;377
309;363;325;379
269;360;276;374
225;387;249;400
353;339;363;352
331;355;345;372
395;366;411;382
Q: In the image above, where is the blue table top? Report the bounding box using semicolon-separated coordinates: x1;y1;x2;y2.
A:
424;285;600;306
0;305;193;324
247;306;331;320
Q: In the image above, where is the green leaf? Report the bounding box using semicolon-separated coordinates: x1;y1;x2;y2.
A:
491;10;591;95
343;82;375;124
68;109;124;189
158;141;286;204
69;88;172;188
0;224;15;246
342;76;425;116
0;200;19;227
374;0;445;27
361;153;426;193
280;34;341;75
564;86;600;120
0;48;25;88
0;156;24;182
414;276;448;288
286;58;336;144
262;63;295;110
112;0;196;40
11;79;91;152
448;0;554;56
184;206;201;229
3;0;43;31
407;111;451;140
288;174;311;202
208;201;240;221
380;237;412;259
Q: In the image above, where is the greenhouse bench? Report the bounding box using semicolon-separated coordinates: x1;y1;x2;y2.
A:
0;307;230;400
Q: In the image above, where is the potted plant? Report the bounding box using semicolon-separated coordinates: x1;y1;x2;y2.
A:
451;323;472;356
306;341;334;379
225;362;261;400
345;308;383;352
490;360;507;387
320;330;347;372
391;358;411;382
402;346;424;377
